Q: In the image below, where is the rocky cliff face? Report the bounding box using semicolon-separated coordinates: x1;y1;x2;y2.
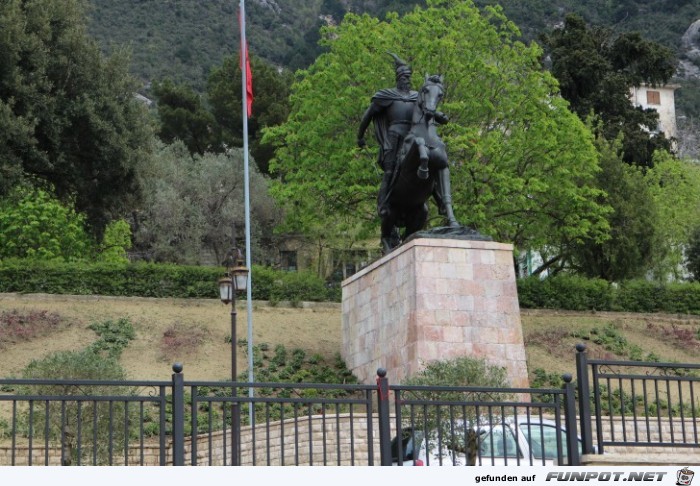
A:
679;19;700;79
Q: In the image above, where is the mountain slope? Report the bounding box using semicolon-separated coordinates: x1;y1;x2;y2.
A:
87;0;700;90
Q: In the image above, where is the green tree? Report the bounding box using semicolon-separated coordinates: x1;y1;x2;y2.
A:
563;134;658;281
152;79;218;156
685;225;700;282
97;219;132;264
0;189;91;261
0;0;153;235
132;142;279;264
644;151;700;280
207;55;293;174
264;0;608;253
541;14;676;168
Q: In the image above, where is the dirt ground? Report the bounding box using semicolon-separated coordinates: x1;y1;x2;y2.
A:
0;293;341;381
1;293;699;381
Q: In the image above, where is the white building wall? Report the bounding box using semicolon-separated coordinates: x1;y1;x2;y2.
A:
629;85;679;139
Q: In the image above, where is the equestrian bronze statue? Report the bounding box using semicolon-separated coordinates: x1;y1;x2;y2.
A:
358;53;460;253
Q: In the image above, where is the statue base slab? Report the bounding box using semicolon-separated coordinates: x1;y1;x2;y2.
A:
341;237;529;387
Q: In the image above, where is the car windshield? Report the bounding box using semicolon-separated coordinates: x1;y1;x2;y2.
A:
518;423;582;460
479;424;520;460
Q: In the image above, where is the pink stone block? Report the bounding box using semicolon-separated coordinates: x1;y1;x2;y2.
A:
443;326;464;343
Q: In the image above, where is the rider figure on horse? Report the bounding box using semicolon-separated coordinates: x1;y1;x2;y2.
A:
357;52;459;227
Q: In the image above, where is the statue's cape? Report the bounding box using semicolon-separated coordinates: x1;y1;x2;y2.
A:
370;89;418;168
371;88;418;103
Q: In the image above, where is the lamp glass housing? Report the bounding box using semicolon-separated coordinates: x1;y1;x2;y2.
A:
218;277;233;304
232;265;249;293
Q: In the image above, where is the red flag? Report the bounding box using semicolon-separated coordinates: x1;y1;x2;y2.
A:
239;10;253;118
241;41;253;117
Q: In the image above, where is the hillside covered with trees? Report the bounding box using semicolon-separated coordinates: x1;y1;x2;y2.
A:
4;0;700;286
86;0;700;87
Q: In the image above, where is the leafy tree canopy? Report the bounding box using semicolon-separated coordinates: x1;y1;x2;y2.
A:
541;14;677;167
207;55;293;174
0;189;91;262
264;0;609;252
152;79;218;156
132;142;280;265
0;0;154;235
562;134;657;281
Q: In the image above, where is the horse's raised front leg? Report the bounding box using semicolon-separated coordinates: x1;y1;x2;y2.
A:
415;137;429;180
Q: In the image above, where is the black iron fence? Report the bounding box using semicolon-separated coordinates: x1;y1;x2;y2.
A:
0;377;170;465
576;343;700;454
2;345;699;466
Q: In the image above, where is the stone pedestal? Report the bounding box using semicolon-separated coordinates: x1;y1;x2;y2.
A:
341;237;528;387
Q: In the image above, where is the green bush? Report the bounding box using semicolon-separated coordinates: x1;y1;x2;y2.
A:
14;349;135;465
402;357;512;466
517;275;612;311
87;318;136;358
517;276;700;314
0;260;338;302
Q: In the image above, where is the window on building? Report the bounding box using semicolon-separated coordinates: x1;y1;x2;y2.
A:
646;90;661;105
279;251;297;272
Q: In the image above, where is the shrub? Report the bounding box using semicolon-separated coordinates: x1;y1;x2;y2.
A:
14;349;134;465
0;310;63;348
0;189;91;261
402;357;512;466
160;323;207;359
517;276;700;314
87;318;136;358
0;260;338;302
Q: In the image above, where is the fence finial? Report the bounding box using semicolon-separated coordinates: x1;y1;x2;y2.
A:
575;343;586;353
172;362;183;374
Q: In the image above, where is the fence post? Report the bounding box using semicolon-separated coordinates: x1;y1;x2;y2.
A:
563;373;580;466
575;343;594;455
376;368;392;466
172;363;185;466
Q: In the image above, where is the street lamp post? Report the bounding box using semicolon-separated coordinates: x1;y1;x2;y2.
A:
218;249;249;466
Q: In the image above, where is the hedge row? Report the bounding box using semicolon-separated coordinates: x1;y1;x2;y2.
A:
3;260;700;313
517;275;700;314
0;260;341;303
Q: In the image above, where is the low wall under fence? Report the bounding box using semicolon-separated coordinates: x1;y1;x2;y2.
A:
1;346;699;466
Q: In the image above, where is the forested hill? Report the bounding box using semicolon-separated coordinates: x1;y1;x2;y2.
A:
87;0;699;91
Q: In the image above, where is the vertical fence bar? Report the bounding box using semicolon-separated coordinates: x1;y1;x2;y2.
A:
158;386;166;466
376;368;392;466
92;400;98;465
11;400;17;466
61;400;70;466
575;344;594;454
124;401;129;466
77;401;82;466
190;386;198;466
108;401;114;465
28;400;33;466
563;374;580;465
171;363;185;466
592;364;604;454
44;400;49;465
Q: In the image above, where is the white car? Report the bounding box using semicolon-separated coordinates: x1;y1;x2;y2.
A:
391;416;586;466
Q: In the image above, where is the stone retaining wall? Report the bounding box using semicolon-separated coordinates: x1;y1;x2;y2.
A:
3;414;698;466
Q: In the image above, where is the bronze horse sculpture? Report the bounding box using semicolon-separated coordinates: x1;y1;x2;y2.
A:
379;74;455;253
